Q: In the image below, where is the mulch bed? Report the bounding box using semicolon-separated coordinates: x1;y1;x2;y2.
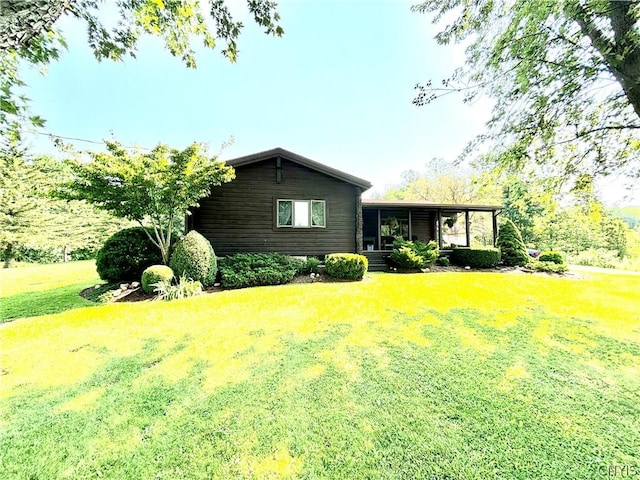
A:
81;267;577;304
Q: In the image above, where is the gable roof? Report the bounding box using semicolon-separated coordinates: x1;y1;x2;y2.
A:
225;147;372;190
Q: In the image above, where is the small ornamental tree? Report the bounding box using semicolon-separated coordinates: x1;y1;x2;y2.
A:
497;218;529;267
57;141;235;264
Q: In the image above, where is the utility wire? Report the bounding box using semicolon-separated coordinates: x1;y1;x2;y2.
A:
24;129;153;150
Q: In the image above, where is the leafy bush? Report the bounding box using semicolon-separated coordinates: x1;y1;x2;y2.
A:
497;219;529;266
10;246;62;264
528;260;568;274
325;253;368;280
451;247;501;268
153;276;203;301
96;227;163;282
435;256;450;267
570;248;619;269
538;251;565;265
70;246;99;261
389;238;438;269
141;265;174;293
169;231;217;286
297;256;322;275
219;252;300;288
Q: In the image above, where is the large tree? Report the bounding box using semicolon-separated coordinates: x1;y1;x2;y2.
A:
412;0;640;182
0;144;47;267
57;141;235;264
0;0;282;140
0;149;128;267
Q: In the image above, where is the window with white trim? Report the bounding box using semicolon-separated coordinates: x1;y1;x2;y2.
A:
277;200;326;228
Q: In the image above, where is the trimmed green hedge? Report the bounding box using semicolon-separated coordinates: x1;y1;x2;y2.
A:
325;253;368;280
169;231;217;287
219;253;300;289
141;265;174;293
451;247;501;268
538;251;565;265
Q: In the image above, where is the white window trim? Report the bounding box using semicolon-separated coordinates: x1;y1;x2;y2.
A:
277;199;326;228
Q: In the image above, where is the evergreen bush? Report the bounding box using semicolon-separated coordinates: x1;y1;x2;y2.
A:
219;252;299;288
141;265;175;293
538;251;565;265
325;253;368;280
435;256;450;267
96;227;162;281
389;239;438;270
528;260;568;274
451;247;501;268
169;231;217;287
497;219;529;266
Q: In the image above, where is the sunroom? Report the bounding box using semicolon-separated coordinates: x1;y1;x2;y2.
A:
361;199;502;252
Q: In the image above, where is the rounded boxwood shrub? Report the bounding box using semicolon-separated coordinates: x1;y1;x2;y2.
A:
451;247;501;268
325;253;368;280
141;265;175;293
497;219;529;266
96;227;163;282
169;230;217;286
538;251;565;265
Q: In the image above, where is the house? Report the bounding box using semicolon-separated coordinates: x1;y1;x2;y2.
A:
189;148;502;269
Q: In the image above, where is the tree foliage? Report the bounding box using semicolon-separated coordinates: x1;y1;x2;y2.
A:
412;0;640;182
0;148;129;267
57;141;235;264
0;0;283;140
382;158;499;204
0;145;47;267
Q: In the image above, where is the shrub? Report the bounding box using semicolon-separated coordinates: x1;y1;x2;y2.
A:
538;251;565;265
297;256;322;275
325;253;368;280
153;276;203;301
436;256;450;267
528;260;568;274
389;238;438;270
70;246;99;261
451;247;501;268
12;246;62;264
570;248;619;269
141;265;174;293
497;219;529;266
169;231;217;286
96;227;163;282
219;252;300;288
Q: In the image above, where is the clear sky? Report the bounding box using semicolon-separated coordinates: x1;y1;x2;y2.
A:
19;0;637;204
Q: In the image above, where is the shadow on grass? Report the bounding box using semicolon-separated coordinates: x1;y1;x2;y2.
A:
0;282;95;323
2;312;639;479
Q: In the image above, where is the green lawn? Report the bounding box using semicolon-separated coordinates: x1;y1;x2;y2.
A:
0;261;99;321
1;263;639;479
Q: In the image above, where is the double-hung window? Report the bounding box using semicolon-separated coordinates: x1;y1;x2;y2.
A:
277;200;326;228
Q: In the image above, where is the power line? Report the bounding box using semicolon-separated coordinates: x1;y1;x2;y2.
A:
24;129;153;150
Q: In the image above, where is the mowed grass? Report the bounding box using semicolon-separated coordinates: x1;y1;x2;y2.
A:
0;261;99;321
1;264;639;479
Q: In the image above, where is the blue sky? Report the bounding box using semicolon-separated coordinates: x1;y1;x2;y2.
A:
20;0;636;204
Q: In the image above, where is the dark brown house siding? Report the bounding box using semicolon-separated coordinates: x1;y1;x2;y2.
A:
191;157;363;257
